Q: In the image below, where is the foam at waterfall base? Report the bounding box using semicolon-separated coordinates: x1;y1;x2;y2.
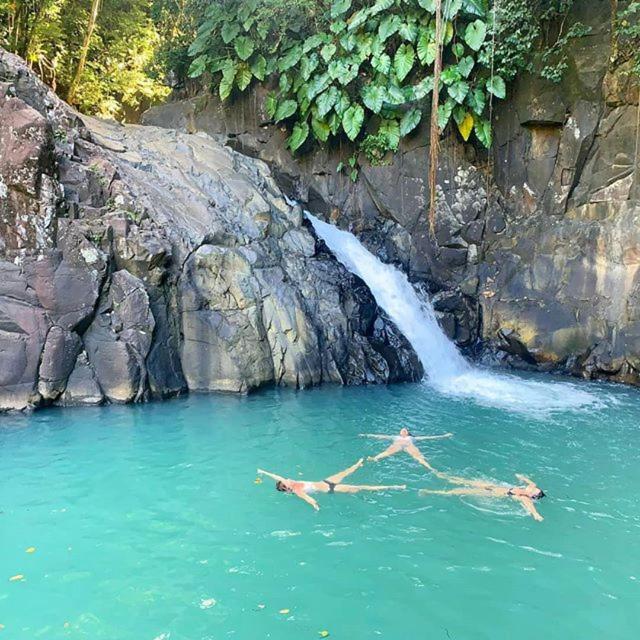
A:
306;212;606;415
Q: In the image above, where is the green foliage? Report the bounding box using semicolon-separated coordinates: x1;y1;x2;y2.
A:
0;0;172;119
188;0;505;154
615;2;640;77
480;0;590;84
187;0;589;161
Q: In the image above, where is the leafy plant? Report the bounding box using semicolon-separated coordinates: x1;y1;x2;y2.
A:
614;1;640;77
187;0;590;160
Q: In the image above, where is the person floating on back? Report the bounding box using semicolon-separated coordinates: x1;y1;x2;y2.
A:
420;472;546;521
360;427;453;471
257;458;406;511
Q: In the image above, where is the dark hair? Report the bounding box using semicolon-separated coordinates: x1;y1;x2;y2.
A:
276;480;289;492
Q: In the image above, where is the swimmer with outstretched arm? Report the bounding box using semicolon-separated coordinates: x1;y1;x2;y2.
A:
421;473;546;521
361;427;453;471
257;458;406;511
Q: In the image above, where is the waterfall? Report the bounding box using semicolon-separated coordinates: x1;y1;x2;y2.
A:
307;213;602;414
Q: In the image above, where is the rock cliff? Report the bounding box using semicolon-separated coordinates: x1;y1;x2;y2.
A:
0;49;421;411
143;0;640;386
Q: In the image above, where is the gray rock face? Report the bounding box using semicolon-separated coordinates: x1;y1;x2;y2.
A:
0;48;421;411
143;0;640;386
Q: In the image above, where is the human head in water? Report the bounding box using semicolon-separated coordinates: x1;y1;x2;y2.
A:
275;479;293;493
399;427;411;437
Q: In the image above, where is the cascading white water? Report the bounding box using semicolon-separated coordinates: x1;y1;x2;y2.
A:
307;213;603;414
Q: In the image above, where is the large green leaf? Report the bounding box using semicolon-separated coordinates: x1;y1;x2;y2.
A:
462;0;488;17
448;80;469;104
452;42;465;58
188;55;207;78
219;72;235;101
417;31;436;65
379;118;401;150
466;86;486;115
250;55;267;81
331;0;352;18
337;62;359;86
441;65;462;85
371;53;391;74
378;14;402;41
486;75;506;99
328;112;341;135
311;117;331;142
464;19;486;51
394;44;415;82
234;35;254;61
400;108;422;136
265;92;278;119
274;99;298;122
399;21;418;43
371;0;394;14
457;55;474;78
411;75;434;100
474;117;492;147
342;103;365;140
340;32;357;52
279;45;303;72
443;0;463;20
328;59;348;80
316;85;339;117
235;63;252;90
384;83;405;105
361;85;385;113
346;8;369;31
300;53;320;81
221;21;240;44
437;98;454;130
303;34;326;53
417;0;435;11
321;43;337;63
279;73;291;93
307;72;331;100
334;91;351;116
288;121;309;151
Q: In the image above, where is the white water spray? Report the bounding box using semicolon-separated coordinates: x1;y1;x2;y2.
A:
307;213;603;414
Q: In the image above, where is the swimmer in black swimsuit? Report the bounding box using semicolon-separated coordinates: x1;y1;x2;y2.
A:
257;458;406;511
420;473;546;521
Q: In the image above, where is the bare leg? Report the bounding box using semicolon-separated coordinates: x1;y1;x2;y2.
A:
404;443;435;471
435;472;497;489
368;443;402;462
336;483;406;493
325;458;364;484
419;487;495;497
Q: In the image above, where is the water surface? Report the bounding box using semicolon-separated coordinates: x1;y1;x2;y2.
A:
1;377;639;639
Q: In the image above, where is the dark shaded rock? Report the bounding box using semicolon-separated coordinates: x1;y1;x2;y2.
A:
38;327;82;400
84;270;155;403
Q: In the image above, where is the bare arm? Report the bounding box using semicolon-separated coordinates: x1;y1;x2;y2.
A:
515;473;535;485
517;496;544;521
413;433;453;441
359;434;394;440
294;489;320;511
257;468;286;483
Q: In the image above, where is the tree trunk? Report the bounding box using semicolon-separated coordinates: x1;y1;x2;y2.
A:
67;0;102;105
428;0;443;236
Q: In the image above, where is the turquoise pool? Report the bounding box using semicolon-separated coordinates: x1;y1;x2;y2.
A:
1;375;639;639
